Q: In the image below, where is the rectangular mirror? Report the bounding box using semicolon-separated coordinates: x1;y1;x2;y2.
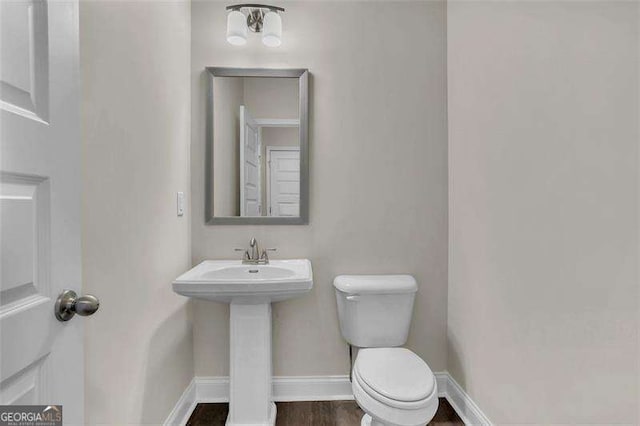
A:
205;68;309;225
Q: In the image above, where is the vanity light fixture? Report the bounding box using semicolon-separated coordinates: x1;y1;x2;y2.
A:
226;4;284;47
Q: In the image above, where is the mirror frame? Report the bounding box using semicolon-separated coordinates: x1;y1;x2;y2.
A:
205;67;309;225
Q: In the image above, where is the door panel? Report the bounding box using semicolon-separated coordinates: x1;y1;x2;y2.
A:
0;176;46;305
0;0;83;423
0;177;52;384
0;356;48;405
0;0;49;122
267;148;300;217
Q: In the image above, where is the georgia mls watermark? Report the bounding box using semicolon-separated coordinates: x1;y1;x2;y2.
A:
0;406;62;426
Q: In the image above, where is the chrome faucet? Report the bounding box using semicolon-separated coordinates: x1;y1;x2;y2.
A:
235;238;276;265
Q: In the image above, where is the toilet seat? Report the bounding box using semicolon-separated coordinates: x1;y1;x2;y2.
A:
354;369;432;411
351;348;439;426
355;348;435;405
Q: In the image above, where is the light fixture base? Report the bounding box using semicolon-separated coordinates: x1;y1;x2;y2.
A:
226;4;284;34
247;9;264;33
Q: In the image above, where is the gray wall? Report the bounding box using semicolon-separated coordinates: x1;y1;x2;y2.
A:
213;77;243;216
191;0;448;376
447;1;638;423
243;77;298;119
81;1;193;423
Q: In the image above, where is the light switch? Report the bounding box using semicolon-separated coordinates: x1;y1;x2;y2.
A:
177;192;185;216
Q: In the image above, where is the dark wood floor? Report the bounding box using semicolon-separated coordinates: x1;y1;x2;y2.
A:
187;398;463;426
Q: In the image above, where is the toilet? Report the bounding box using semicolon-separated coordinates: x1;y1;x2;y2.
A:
333;275;438;426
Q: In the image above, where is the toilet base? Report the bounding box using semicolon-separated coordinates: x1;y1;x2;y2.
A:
361;414;387;426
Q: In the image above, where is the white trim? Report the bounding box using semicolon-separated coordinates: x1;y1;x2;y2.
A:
435;372;492;426
254;118;299;127
239;105;246;215
165;372;491;426
163;378;197;426
266;146;300;152
272;375;353;402
435;372;449;398
195;376;232;403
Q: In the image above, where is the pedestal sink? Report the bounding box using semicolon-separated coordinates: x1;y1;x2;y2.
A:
173;259;313;426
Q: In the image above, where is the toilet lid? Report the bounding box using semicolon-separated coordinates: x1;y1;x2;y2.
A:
355;348;435;402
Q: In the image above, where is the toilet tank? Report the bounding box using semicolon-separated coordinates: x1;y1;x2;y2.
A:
333;275;417;347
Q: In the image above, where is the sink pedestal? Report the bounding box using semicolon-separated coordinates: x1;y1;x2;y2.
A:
172;259;313;426
227;302;276;426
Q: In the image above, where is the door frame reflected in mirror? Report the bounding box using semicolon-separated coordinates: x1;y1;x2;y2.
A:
205;67;309;225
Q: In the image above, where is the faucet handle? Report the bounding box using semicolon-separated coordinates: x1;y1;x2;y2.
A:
260;248;276;261
234;248;250;260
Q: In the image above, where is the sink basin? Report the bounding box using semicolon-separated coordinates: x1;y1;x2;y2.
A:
172;259;313;303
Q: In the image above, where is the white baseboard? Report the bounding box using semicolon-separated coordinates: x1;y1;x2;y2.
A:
164;372;491;426
436;372;492;425
194;375;354;403
273;375;353;401
163;379;197;426
194;377;231;402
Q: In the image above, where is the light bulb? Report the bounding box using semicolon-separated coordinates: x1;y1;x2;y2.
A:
262;11;282;47
226;10;247;46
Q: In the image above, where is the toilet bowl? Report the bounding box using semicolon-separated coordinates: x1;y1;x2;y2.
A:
352;348;438;426
333;275;439;426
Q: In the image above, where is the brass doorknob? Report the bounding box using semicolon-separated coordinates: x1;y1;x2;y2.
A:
55;290;100;322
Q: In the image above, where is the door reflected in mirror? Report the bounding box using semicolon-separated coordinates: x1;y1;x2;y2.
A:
206;68;308;224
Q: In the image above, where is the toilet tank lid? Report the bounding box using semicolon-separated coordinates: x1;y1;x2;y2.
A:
333;275;417;295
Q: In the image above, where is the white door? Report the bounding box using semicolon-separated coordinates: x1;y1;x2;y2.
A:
0;0;86;423
239;105;261;216
267;148;300;217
